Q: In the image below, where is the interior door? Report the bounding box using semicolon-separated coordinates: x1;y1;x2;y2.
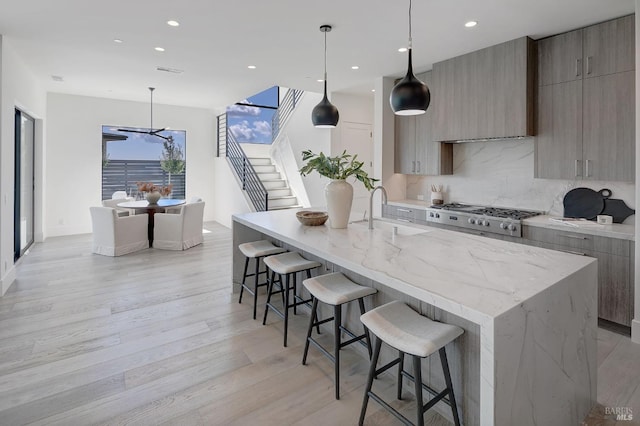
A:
338;121;373;216
14;109;35;261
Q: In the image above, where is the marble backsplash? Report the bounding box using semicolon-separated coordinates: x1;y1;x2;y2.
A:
406;138;636;223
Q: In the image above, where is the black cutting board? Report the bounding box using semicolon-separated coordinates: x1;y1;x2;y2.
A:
563;188;611;220
601;199;635;223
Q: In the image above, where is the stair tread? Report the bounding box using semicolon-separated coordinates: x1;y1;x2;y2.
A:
269;205;303;210
269;195;297;200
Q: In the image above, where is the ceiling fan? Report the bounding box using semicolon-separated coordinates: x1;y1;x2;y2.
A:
118;87;170;141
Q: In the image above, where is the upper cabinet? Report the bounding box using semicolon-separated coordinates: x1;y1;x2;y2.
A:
535;15;635;182
395;71;453;175
432;37;535;141
583;14;635;77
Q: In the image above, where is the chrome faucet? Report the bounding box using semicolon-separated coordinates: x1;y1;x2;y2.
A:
369;186;388;229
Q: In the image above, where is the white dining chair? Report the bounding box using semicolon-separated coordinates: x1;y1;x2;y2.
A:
102;197;134;217
90;207;149;256
153;201;205;250
165;196;203;214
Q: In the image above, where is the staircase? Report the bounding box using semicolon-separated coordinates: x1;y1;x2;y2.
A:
247;157;300;210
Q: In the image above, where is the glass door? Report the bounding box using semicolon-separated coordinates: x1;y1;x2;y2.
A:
14;109;35;261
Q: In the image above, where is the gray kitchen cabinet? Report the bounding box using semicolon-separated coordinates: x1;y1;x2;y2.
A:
537;29;583;86
583;14;635;78
395;71;453;175
432;37;535;141
535;15;635;182
522;225;633;327
535;80;582;179
582;71;635;182
382;204;427;224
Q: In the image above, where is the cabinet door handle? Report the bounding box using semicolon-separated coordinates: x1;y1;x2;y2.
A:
575;58;581;77
396;218;412;223
397;208;413;213
559;234;589;240
574;160;580;177
586;56;592;75
411;161;416;173
416;161;421;173
585;159;591;177
558;249;587;256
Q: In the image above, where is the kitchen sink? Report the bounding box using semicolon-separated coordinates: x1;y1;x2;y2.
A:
349;219;431;236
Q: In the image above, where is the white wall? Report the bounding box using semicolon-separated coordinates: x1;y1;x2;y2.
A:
0;36;47;295
45;93;219;236
275;91;331;208
331;92;375;214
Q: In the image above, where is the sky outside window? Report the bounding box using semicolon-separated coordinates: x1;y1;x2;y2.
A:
227;86;279;144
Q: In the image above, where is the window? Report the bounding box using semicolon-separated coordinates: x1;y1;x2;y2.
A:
227;86;279;144
101;126;186;199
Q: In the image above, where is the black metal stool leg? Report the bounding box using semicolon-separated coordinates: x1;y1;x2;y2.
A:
293;272;298;315
397;351;405;400
334;304;342;400
238;256;249;304
252;256;260;319
262;270;275;325
283;273;290;347
358;298;372;359
302;297;319;365
440;348;461;426
359;336;382;426
413;356;425;426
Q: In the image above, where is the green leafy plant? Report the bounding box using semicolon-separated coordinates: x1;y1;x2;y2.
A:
299;150;379;191
160;135;185;184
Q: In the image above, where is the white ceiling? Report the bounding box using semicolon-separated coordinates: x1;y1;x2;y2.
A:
0;0;634;111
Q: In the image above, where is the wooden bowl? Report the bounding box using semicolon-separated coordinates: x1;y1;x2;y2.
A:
296;211;328;226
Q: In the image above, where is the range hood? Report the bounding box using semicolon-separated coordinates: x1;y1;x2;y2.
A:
446;136;531;144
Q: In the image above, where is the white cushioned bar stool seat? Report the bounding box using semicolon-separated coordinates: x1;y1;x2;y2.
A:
302;272;377;400
262;252;321;347
359;301;463;426
237;240;286;320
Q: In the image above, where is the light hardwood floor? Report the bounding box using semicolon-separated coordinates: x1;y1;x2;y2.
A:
0;221;638;425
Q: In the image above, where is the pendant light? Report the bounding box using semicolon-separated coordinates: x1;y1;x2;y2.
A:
312;24;339;128
390;0;430;115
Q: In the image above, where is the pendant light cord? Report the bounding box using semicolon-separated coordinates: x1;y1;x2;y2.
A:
324;30;328;84
408;0;412;49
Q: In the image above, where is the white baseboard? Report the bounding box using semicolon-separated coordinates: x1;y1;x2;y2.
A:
632;319;640;344
0;265;16;296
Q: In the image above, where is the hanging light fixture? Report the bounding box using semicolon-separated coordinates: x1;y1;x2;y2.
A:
312;25;339;128
390;0;430;115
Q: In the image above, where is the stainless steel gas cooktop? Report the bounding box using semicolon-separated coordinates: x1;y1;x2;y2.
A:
426;203;543;237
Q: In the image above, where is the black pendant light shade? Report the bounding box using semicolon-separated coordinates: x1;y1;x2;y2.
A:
312;25;339;128
390;0;430;116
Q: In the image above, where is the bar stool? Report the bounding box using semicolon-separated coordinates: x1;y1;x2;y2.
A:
262;252;321;347
359;301;463;426
302;272;377;400
238;240;286;319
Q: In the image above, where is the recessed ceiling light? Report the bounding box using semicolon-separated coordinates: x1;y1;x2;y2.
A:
465;21;478;28
155;47;165;52
398;47;408;53
247;65;257;69
317;79;324;82
351;66;359;70
371;89;375;92
167;20;180;27
113;39;123;43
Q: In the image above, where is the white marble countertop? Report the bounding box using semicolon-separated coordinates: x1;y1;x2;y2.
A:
523;215;635;241
233;209;595;325
387;199;635;241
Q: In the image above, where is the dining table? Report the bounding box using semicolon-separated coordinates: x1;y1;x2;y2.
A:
117;199;185;247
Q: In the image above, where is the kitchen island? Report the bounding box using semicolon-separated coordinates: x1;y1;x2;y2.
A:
232;209;597;426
